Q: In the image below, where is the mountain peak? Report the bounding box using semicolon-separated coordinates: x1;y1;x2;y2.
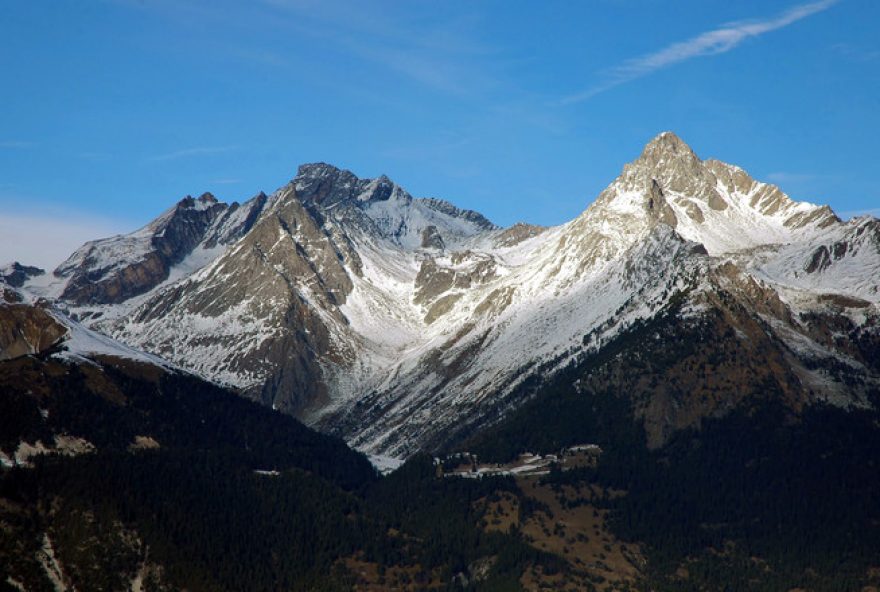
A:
293;162;396;209
647;130;687;147
589;132;843;256
296;162;352;180
636;131;701;170
174;192;221;211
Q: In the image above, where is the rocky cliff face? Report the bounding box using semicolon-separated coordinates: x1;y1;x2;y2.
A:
0;303;66;361
112;184;359;412
53;192;269;305
12;132;880;457
0;263;44;288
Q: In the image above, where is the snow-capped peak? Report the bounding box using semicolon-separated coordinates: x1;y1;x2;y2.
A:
290;162;495;250
594;132;840;255
636;131;703;170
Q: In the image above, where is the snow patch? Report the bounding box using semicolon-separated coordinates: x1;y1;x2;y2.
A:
367;454;405;475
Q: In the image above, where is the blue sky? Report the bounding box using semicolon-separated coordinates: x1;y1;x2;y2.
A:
1;0;878;268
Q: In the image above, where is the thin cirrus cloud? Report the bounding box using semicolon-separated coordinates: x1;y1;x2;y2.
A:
560;0;840;104
147;146;238;162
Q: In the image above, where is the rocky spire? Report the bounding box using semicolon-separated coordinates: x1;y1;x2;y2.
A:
637;131;701;168
627;132;705;192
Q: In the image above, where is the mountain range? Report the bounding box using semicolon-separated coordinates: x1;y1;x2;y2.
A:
3;131;880;591
3;131;879;459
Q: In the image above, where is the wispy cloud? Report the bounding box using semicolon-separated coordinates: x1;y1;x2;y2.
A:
560;0;840;104
148;146;238;162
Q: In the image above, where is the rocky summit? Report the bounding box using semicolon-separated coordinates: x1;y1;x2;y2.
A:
7;132;880;457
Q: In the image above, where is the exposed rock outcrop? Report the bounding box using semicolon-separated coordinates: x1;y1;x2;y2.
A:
0;262;44;288
0;303;67;360
55;192;269;305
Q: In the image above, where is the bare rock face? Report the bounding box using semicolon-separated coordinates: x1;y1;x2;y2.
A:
61;251;168;305
1;288;21;304
803;218;880;275
55;192;269;305
0;303;67;360
805;245;833;273
418;198;496;231
420;225;446;250
646;179;678;227
784;204;839;230
414;258;457;306
416;254;497;323
492;223;546;247
414;253;497;307
0;263;44;288
115;185;360;413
